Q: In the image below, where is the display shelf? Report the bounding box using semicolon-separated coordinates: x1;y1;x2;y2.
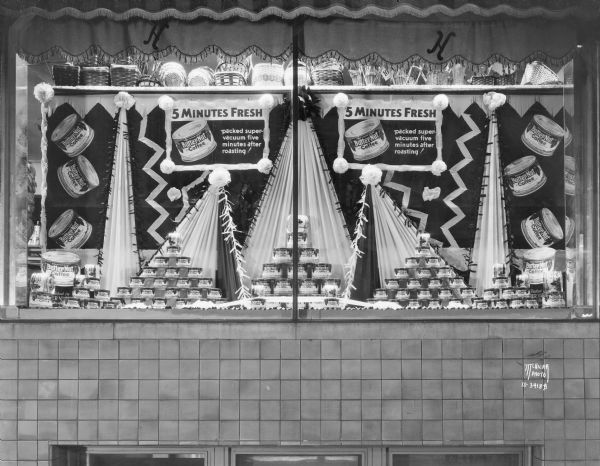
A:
3;307;293;321
51;84;571;96
304;307;582;321
2;306;590;321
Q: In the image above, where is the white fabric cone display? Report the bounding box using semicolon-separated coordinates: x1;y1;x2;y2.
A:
101;109;140;295
244;119;352;284
158;187;220;280
370;185;420;286
469;113;510;295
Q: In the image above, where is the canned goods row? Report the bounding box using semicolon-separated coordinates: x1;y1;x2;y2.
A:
29;292;122;309
118;286;222;300
147;256;197;268
253;279;341;297
272;248;320;263
129;276;213;288
139;264;200;277
404;255;445;268
473;298;540;309
262;263;333;280
374;286;474;301
394;266;454;279
385;276;466;290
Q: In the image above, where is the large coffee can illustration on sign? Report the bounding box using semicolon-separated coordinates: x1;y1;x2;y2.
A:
345;118;389;160
521;207;564;248
57;156;100;198
172;119;217;162
521;114;569;157
503;155;547;197
48;209;93;249
51;114;95;157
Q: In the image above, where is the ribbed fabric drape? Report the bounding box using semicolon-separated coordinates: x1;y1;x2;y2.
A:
469;113;509;295
158;187;219;279
243;120;352;286
371;185;420;285
101;107;139;295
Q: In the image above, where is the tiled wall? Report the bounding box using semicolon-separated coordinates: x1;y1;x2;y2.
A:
0;322;598;466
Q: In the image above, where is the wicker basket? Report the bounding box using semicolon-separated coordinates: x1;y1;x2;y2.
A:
80;66;110;86
311;60;344;85
251;62;284;87
214;62;248;86
110;64;140;87
521;61;560;85
471;75;496;86
159;62;187;87
187;66;214;86
495;72;518;86
52;64;80;86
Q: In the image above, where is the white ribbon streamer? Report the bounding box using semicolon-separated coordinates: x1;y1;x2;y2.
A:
342;185;369;299
218;188;251;300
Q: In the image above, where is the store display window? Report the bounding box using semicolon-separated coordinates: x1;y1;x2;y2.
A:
2;4;597;318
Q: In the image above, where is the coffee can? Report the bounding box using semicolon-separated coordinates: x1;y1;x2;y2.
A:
521;208;564;248
48;209;93;249
51;113;95;157
57;156;100;198
503;155;547;197
521;114;567;157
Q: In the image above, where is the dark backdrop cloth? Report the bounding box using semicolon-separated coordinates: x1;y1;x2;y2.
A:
45;102;115;250
496;101;570;250
128;102;288;249
313;101;488;249
350;187;380;301
216;194;242;301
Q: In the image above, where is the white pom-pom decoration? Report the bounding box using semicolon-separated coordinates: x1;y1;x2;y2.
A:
333;92;349;108
34;83;54;104
114;92;135;110
432;94;449;110
431;160;447;176
160;158;176;174
208;167;231;187
359;164;383;186
167;187;182;202
489;92;507;111
258;94;275;109
257;158;273;174
482;92;493;109
482;91;507;112
333;157;349;174
158;95;175;111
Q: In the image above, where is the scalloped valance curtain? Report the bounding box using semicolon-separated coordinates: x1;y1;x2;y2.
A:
16;14;579;67
300;17;578;67
16;16;293;63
